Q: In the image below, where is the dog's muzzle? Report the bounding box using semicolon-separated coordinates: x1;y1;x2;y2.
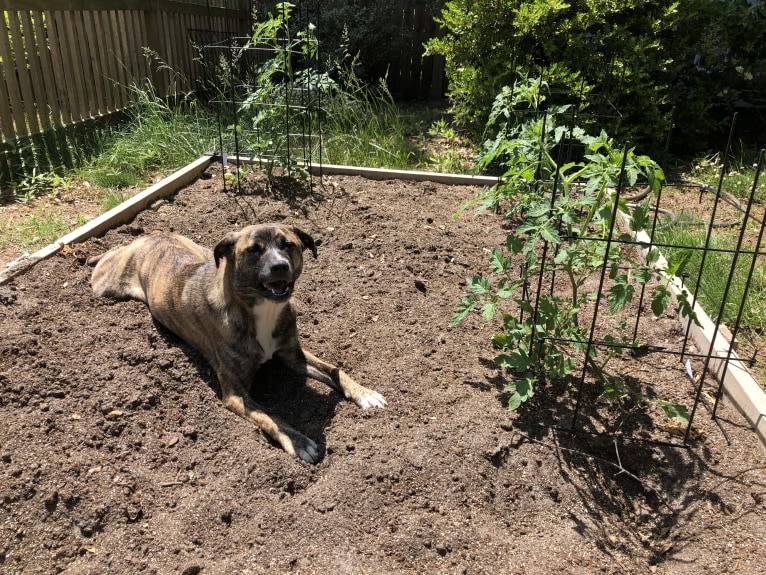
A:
256;254;295;302
258;277;293;301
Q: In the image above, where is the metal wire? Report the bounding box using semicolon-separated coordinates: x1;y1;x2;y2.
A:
201;1;322;186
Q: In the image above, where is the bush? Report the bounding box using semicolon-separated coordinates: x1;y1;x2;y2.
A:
425;0;766;155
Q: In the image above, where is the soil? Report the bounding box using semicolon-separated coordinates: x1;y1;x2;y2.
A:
1;164;765;575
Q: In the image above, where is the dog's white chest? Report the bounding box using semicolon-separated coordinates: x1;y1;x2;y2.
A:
253;301;286;362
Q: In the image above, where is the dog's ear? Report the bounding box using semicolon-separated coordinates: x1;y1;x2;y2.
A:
214;231;240;268
291;226;318;259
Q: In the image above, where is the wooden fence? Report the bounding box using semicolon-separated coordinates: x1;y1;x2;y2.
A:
0;0;250;144
382;0;445;101
0;0;445;148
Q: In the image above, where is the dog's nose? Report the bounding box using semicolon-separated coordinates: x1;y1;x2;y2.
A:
270;262;289;274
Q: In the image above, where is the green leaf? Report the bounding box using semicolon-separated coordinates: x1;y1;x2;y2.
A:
482;301;498;322
651;284;671;316
607;275;634;313
505;376;536;410
516;299;535;315
537;296;558;321
449;296;476;327
515;376;535;401
553;248;570;265
646;247;660;266
467;275;492;295
497;278;521;299
527;202;552;218
677;289;701;326
497;348;533;372
492;333;508;348
634;265;652;285
630;199;651;232
539;223;560;244
506;234;524;254
657;400;690;425
597;202;614;225
490;249;508;273
666;250;693;277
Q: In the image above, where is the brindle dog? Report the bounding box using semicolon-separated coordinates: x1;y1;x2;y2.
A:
90;224;386;463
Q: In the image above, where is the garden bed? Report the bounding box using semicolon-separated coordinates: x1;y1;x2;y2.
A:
1;162;765;574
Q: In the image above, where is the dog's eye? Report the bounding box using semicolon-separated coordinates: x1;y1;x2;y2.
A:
246;244;263;254
277;237;294;250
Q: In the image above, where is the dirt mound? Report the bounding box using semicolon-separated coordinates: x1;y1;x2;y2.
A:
1;165;764;574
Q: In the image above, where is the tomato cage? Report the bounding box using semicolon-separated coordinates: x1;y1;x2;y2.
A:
462;94;766;448
196;0;324;191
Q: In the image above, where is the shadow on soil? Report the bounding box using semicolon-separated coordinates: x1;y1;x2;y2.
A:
151;319;342;459
222;171;325;222
474;359;751;568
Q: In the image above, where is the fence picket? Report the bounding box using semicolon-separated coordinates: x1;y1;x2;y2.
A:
9;10;41;133
61;11;88;122
107;10;129;109
32;12;62;126
123;10;141;95
46;10;73;125
93;10;114;112
87;11;107;116
0;13;22;139
21;11;50;131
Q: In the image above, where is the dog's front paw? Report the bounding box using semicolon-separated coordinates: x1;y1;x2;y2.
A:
338;370;387;409
356;388;387;409
284;433;321;464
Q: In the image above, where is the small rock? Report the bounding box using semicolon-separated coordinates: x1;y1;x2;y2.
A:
180;563;203;575
162;433;180;448
314;500;337;513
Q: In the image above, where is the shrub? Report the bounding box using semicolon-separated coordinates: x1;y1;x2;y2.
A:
425;0;766;155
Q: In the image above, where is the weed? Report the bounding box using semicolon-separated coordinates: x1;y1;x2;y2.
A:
14;169;70;204
656;222;766;335
689;152;766;202
0;212;72;253
78;61;218;188
428;118;457;140
319;53;425;168
421;117;474;173
100;190;132;211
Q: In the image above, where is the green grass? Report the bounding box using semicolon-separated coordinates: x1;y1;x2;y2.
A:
320;78;426;169
77;82;219;189
688;152;766;202
0;212;81;254
100;190;132;211
655;222;766;334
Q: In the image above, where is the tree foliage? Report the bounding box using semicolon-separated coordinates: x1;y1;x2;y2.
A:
425;0;766;154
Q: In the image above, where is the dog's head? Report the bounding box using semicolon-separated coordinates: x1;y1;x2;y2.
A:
213;224;317;303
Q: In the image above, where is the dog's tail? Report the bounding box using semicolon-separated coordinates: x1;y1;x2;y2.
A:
86;253;105;266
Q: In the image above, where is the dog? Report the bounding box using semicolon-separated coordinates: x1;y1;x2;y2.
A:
89;224;386;463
